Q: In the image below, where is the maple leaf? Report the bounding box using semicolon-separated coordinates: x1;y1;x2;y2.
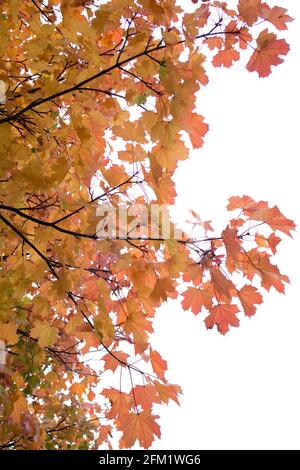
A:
257;255;290;293
150;348;168;382
239;27;252;50
102;351;129;372
246;29;289;77
94;311;115;343
205;37;223;50
181;112;209;149
227;195;256;211
163;29;180;46
181;286;212;315
260;4;293;31
238;285;263;316
103;388;132;420
167;251;190;277
222;226;242;268
246;250;289;293
210;268;235;302
204;304;240;335
121;411;161;448
153;140;188;171
150;278;176;304
227;197;295;237
0;322;19;345
184;5;210;36
31;321;58;348
8;393;29;425
65;314;82;335
238;0;261;26
70;381;87;396
154;381;182;406
268;233;281;254
134;384;161;410
123;310;153;353
212;48;240;68
255;233;268;249
248;205;296;237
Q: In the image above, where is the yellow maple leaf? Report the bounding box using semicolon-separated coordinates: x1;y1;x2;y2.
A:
9;393;28;425
94;311;114;343
0;321;19;345
31;320;58;348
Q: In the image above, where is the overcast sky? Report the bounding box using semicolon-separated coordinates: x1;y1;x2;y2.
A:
151;0;300;450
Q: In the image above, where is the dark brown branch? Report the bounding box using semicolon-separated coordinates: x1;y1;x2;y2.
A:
0;213;58;278
116;12;138;64
78;87;126;100
31;0;64;36
119;66;162;95
53;172;140;224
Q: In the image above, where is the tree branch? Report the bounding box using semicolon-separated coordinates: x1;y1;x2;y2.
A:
0;213;58;278
0;23;239;125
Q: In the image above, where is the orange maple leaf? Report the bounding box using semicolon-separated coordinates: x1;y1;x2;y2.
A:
205;36;223;50
154;381;182;406
245;250;289;293
102;351;129;372
150;277;176;304
268;233;281;254
246;29;289;77
257;254;290;293
212;48;240;68
181;286;212;315
133;384;161;410
121;411;161;448
227;195;256;211
210;268;235;302
238;0;261;26
227;197;295;237
103;388;132;420
205;304;240;335
150;348;168;382
238;285;263;316
247;205;296;237
0;321;19;345
8;393;29;425
123;310;153;353
260;4;293;31
239;27;252;50
222;226;242;264
181;112;209;149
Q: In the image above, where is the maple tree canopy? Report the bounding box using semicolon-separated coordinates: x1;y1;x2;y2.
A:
0;0;295;450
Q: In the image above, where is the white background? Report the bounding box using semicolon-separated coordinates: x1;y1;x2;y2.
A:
151;0;300;450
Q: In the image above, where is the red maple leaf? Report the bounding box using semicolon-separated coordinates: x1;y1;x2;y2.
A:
246;29;289;77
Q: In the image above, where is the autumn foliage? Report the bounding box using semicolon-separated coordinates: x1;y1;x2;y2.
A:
0;0;295;450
